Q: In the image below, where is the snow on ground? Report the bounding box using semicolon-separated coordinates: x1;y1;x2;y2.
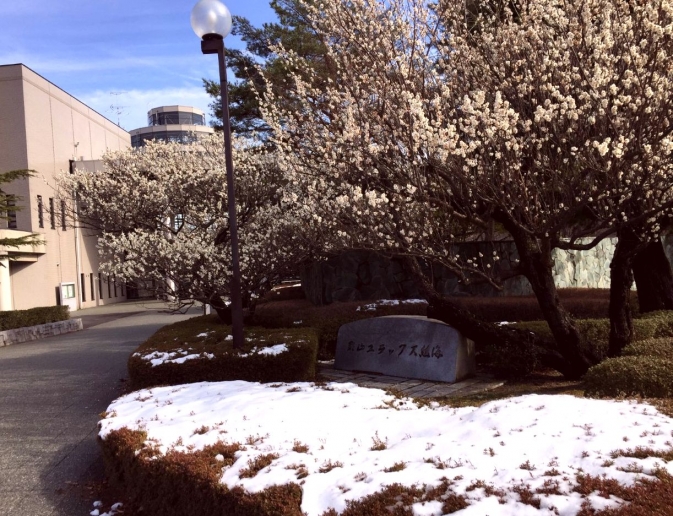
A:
134;350;216;367
239;344;289;358
357;299;429;312
90;501;123;516
99;382;673;516
134;342;289;365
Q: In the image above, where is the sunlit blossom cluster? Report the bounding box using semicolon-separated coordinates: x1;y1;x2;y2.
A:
262;0;673;289
58;135;316;309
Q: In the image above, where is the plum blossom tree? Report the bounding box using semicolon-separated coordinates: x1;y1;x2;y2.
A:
59;135;315;322
263;0;673;377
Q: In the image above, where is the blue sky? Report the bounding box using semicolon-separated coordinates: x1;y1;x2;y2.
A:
0;0;278;130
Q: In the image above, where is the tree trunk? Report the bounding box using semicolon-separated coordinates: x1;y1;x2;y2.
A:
632;237;673;313
212;302;232;324
608;229;639;357
426;293;575;376
405;257;579;378
496;216;593;379
517;238;593;379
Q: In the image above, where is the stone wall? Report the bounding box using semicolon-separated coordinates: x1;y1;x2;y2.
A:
0;318;83;347
301;237;673;305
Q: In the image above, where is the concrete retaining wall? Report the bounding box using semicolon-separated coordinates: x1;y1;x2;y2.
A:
0;318;83;347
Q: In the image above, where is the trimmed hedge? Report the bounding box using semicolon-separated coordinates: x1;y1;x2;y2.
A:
128;315;318;389
583;315;673;398
252;299;427;359
252;289;630;361
584;356;673;398
622;337;673;359
100;428;304;516
0;305;69;331
453;288;631;323
515;311;673;362
482;311;673;379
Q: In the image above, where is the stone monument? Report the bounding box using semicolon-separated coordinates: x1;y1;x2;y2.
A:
334;315;475;383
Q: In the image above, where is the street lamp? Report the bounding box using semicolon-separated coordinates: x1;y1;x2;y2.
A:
191;0;244;350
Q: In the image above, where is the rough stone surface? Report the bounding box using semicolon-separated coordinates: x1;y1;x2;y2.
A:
0;319;83;347
335;315;475;383
302;236;673;304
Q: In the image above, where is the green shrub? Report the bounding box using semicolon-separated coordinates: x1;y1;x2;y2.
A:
514;312;673;364
622;337;673;359
478;333;542;379
634;310;673;338
513;319;610;363
0;305;69;331
128;315;318;389
100;428;304;516
584;356;673;398
252;289;631;360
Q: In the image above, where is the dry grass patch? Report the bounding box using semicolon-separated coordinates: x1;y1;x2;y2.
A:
100;428;304;516
319;480;469;516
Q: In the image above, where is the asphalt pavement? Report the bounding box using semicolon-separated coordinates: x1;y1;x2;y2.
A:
0;300;199;515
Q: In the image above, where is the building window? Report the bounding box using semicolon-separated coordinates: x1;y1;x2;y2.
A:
61;200;67;230
90;273;95;301
7;195;16;229
62;283;75;299
107;275;111;298
121;282;125;297
113;275;117;297
49;198;55;229
80;273;86;302
37;195;44;228
99;273;103;299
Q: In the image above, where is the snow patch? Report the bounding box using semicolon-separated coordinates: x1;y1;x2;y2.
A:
135;350;215;367
100;382;673;516
239;343;289;358
356;298;428;312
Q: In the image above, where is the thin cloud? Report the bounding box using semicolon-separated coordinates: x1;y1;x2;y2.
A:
77;86;213;131
0;52;196;74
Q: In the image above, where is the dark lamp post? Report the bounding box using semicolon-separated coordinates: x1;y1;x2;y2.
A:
191;0;244;350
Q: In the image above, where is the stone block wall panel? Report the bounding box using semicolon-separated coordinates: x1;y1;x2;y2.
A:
0;318;83;347
301;236;673;305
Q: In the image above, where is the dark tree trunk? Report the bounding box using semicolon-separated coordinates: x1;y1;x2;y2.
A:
516;238;593;379
496;215;593;379
608;229;640;357
425;293;575;376
212;303;232;324
405;258;582;379
632;237;673;313
211;300;253;325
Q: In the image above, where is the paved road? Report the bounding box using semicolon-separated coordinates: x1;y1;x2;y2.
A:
0;302;198;515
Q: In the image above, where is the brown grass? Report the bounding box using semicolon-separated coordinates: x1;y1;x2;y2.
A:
581;470;673;515
100;428;303;516
239;453;280;479
319;479;469;516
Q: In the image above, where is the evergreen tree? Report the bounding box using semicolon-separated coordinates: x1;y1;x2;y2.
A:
0;170;42;250
203;0;327;136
